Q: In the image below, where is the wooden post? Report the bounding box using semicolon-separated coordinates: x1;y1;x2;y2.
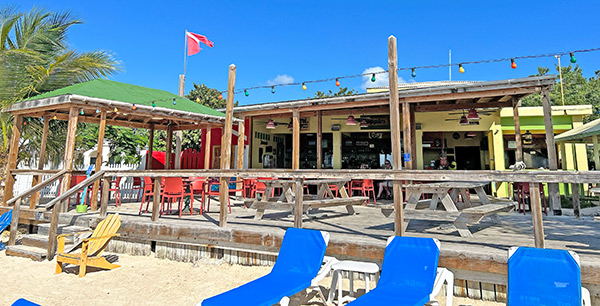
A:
529;183;545;248
60;107;79;205
8;198;21;245
388;35;405;236
47;201;62;260
219;64;236;227
512;99;523;163
30;115;50;208
99;177;110;217
593;135;599;170
3;114;23;206
402;99;412;169
294;178;303;228
204;127;212;169
572;183;580;219
236;119;245;194
292;110;300;170
409;105;417;169
317;111;323;169
247;117;253;169
90;111;106;211
174;131;183;169
147;125;154;170
151;178;161;221
165;125;174;169
541;87;561;214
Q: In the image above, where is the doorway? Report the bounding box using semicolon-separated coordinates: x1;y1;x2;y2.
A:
455;146;482;170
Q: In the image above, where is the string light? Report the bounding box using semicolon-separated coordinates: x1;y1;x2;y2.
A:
172;98;177;105
53;115;57;120
80;109;84;115
335;78;340;86
114;107;118;112
132;104;137;110
411;68;416;78
302;82;307;90
244;89;249;96
151;101;156;107
218;93;223;99
511;58;517;69
96;109;100;114
196;97;200;103
271;86;275;94
227;47;600;96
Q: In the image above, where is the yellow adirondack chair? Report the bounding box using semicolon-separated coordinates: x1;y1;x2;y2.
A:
55;213;121;277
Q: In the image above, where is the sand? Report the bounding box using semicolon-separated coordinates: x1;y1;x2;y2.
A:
0;252;504;306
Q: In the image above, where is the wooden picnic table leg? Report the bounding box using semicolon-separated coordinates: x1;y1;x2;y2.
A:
429;193;440;210
450;189;459;202
323;184;336;199
459;189;472;208
316;184;328;200
336;183;356;214
474;186;491;204
440;192;459;212
254;185;273;220
453;220;474;238
405;190;422;210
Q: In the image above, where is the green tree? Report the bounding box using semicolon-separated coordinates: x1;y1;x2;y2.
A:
521;65;592;108
312;87;358;98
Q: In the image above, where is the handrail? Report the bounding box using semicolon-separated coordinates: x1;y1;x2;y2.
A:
43;170;106;210
6;169;68;206
10;169;86;176
102;168;600;184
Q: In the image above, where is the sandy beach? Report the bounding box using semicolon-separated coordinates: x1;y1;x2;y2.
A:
0;251;504;306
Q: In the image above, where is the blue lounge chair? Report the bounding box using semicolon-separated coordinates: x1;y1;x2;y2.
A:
347;236;453;306
0;210;13;251
508;246;591;306
12;298;40;306
198;228;330;306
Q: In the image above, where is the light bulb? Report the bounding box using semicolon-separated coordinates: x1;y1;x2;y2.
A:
80;109;84;115
114;107;118;112
411;68;416;78
271;86;275;94
371;73;376;82
459;64;465;73
95;109;100;114
196;97;200;103
53;115;57;120
302;82;307;90
244;89;249;97
172;98;176;105
335;78;340;86
511;58;517;69
151;101;156;108
132;104;137;110
218;93;223;99
570;52;577;64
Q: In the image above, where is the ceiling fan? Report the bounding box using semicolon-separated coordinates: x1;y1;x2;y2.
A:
258;119;290;129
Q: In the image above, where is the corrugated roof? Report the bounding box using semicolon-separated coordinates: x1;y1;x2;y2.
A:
555;118;600;143
20;79;226;117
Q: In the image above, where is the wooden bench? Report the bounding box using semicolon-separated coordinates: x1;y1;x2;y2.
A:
251;196;368;219
381;201;516;238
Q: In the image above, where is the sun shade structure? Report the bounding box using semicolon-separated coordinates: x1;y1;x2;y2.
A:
7;79;241;130
555;118;600;143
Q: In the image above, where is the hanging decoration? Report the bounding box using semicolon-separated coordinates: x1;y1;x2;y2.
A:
523;130;533;145
467;108;481;121
458;64;465;73
370;73;376;82
132;104;137;110
114;107;118;112
172;98;177;105
271;86;275;94
411;68;416;78
335;78;340;86
266;119;276;129
80;109;84;115
196;97;201;103
218;93;223;99
53;115;57;120
152;101;156;108
244;89;249;97
570;52;577;63
359;120;369;128
511;58;517;69
346;115;357;126
302;82;307;90
96;109;100;114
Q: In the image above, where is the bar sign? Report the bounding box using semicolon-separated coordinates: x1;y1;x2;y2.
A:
403;153;410;162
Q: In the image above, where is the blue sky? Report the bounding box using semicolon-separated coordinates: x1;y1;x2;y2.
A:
13;0;600;105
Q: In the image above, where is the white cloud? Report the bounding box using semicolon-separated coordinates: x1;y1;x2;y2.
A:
267;74;294;86
361;66;405;91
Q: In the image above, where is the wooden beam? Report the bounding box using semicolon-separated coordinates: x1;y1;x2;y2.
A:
415;100;514;112
8;198;21;245
572;183;580;219
151;178;161;221
147;125;154;170
402;101;412;169
237;119;245;170
316;111;322;169
204;127;212;169
410;104;417;169
593;135;599;170
3;115;23;206
541;87;561;214
219;64;236;227
90;111;107;211
100;177;110;217
47;201;61;260
60;107;79;208
29;115;50;208
529;183;545;248
248;116;253;169
165;125;174;169
237;99;390;117
388;36;405;236
513;99;523;163
174;131;183;169
407;87;540;104
294;178;303;228
292;110;300;170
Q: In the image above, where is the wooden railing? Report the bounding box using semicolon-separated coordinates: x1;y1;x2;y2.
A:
6;169;68;246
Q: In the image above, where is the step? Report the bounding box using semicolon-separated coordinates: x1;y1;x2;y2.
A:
5;245;47;261
37;224;90;236
22;234;76;248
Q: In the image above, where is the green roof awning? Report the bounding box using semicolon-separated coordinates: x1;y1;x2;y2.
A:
555;118;600;143
21;79;226;118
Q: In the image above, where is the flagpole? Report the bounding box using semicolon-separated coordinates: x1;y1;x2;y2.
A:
183;30;188;77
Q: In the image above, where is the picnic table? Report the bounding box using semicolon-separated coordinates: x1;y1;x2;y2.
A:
381;181;515;237
250;179;368;220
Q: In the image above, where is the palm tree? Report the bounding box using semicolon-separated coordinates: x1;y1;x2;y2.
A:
0;6;120;166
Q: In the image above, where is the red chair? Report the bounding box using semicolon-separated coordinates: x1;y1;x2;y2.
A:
204;180;232;213
109;177;123;207
160;177;193;218
242;178;256;198
189;177;206;214
351;179;376;205
513;182;548;215
129;177;144;202
138;177;154;215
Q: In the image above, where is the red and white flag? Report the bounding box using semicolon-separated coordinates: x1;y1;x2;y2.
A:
186;31;214;56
